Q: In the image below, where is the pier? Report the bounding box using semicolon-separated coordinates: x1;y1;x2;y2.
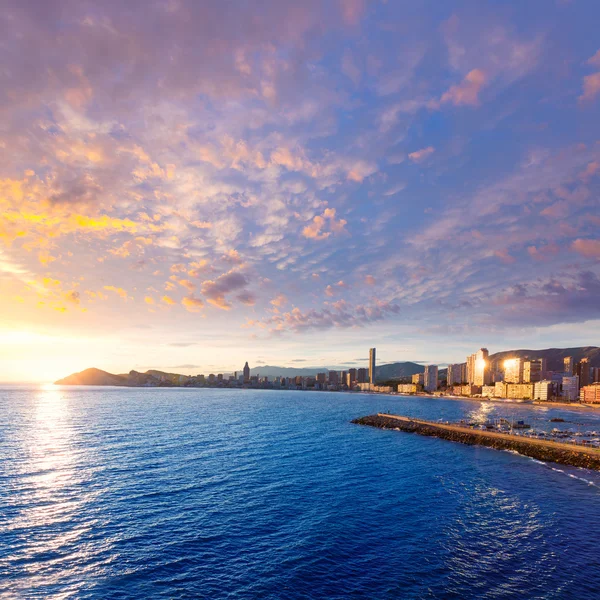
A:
352;414;600;471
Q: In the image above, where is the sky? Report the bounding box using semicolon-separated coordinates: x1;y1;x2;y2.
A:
1;0;600;382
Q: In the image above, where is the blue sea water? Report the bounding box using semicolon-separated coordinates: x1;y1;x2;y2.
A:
2;387;600;599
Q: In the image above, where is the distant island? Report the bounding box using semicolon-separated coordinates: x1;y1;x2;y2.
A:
55;346;600;388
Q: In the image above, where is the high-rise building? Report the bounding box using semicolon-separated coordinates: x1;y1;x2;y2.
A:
591;367;600;384
575;358;590;388
466;353;476;385
348;368;357;386
504;358;523;383
447;364;460;386
328;371;339;385
316;372;327;384
474;348;491;386
357;368;367;383
562;376;579;401
564;356;574;376
243;361;250;382
523;359;544;383
369;348;376;384
424;365;438;392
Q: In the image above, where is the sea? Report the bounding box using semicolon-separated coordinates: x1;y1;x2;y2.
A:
2;386;600;599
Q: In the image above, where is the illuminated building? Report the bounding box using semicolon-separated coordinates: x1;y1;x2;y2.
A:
503;358;523;383
447;364;463;386
369;348;376;384
534;380;554;401
412;373;424;385
473;348;490;386
397;383;417;393
564;356;574;376
580;383;600;403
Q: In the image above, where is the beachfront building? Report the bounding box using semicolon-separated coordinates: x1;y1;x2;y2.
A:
581;383;600;403
357;368;367;383
482;385;496;398
503;358;524;383
505;383;535;400
369;348;376;384
562;376;579;401
447;364;464;386
424;365;438;392
534;380;554;401
412;373;424;385
243;361;250;382
398;383;417;394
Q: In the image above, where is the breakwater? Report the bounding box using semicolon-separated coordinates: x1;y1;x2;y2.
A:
352;414;600;471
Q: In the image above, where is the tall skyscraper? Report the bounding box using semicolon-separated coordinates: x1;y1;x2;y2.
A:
474;348;490;386
424;365;438;392
243;361;250;382
575;358;590;388
369;348;376;384
357;368;367;383
447;364;458;386
564;356;574;375
348;368;357;386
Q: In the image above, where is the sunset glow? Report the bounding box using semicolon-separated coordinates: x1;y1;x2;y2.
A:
1;0;599;381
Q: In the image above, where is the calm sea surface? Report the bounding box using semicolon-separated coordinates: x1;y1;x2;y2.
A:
2;387;600;599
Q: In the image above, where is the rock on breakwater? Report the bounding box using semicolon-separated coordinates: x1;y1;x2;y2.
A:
352;414;600;471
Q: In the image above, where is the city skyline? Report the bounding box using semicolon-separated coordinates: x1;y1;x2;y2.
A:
2;0;600;382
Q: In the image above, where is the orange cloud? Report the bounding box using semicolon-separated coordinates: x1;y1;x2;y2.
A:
145;296;155;304
104;285;129;300
572;239;600;258
365;275;376;285
270;294;287;307
440;69;486;107
182;295;204;312
162;295;176;305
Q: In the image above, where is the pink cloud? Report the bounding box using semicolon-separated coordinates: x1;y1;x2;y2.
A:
365;275;376;285
339;0;365;26
580;72;600;103
408;146;435;163
182;295;204;312
302;208;348;240
440;69;486;107
572;239;600;258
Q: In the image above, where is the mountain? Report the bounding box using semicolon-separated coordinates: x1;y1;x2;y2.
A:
55;368;128;386
249;362;425;380
488;347;600;370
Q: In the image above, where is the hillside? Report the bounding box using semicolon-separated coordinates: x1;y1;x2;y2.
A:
489;347;600;371
55;368;128;386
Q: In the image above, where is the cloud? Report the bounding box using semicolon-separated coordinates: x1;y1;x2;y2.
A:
253;299;401;333
104;286;129;301
182;295;204;312
580;72;600;103
201;270;250;310
302;208;348;240
440;69;486;107
365;275;376;285
408;147;435;162
270;294;288;307
572;239;600;258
